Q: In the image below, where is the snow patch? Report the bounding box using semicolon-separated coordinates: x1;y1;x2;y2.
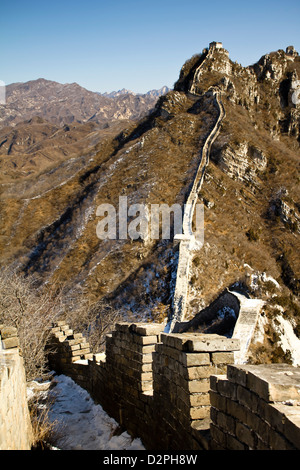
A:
273;315;300;366
48;374;145;450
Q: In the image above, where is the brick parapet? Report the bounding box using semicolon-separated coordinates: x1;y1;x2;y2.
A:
0;325;33;450
47;322;300;450
210;364;300;450
47;322;239;449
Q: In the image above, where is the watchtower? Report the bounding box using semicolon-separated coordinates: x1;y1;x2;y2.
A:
209;41;223;50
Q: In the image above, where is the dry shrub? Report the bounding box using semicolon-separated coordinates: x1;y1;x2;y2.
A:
29;394;61;450
64;297;126;353
151;302;170;323
0;266;63;381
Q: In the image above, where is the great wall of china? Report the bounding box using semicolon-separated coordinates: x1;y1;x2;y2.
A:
1;321;300;450
169;88;226;333
0;42;300;451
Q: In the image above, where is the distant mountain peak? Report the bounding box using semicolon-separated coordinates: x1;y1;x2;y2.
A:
1;79;170;128
102;88;136;98
101;86;171;99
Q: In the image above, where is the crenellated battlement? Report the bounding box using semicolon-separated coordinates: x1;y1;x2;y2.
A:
46;322;300;450
1;320;300;450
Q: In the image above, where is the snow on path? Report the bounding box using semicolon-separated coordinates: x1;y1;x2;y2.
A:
48;374;145;451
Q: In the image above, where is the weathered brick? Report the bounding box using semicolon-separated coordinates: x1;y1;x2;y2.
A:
188;378;210;394
210;423;227;447
184;335;240;353
0;327;17;339
131;323;164;336
209;390;227;413
190;393;211;407
210;352;235;365
2;337;19;349
226;433;246;450
271;403;300;449
237;385;259;413
236;422;255;448
227;364;247;387
226;398;248;423
190;405;210;420
217;377;237;400
215;410;236;435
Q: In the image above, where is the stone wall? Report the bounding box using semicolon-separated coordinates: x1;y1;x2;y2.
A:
0;326;33;450
1;320;299;450
169;90;226;331
47;321;300;451
48;321;239;450
210;364;300;450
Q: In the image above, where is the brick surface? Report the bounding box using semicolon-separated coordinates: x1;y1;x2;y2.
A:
46;323;300;451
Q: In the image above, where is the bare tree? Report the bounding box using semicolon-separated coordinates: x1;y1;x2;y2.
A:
0;267;63;381
64;297;126;353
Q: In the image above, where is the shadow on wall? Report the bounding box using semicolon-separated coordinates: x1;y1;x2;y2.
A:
173;289;241;337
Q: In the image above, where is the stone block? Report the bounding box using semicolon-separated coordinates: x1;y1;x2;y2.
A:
0;327;17;339
211;352;234;365
55;321;67;327
190;393;210;407
131;323;165;336
226;398;248;423
210;423;227;447
184;335;240;353
227;364;248;387
184;352;211;367
215;409;236;435
210;374;226;392
279;405;300;449
93;353;106;363
62;329;73;336
226;433;246;450
73;333;84;339
245;410;270;444
188;378;210;394
209;391;227;413
236;422;255;448
160;333;189;350
132;334;159;345
237;384;259;413
187;365;220;380
50;326;60;333
115;322;131;332
268;427;293;450
2;337;19;349
217;377;237;400
227;364;300;403
190;405;210;420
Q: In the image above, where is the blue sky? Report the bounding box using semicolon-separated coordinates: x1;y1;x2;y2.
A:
1;0;299;94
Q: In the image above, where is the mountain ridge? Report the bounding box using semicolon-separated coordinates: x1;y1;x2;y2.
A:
0;42;299;363
0;78;170;128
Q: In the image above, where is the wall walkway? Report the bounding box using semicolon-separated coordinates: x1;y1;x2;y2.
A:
169;90;226;332
47;321;300;450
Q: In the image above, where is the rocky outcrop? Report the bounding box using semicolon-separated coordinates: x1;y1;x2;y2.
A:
211;141;267;187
